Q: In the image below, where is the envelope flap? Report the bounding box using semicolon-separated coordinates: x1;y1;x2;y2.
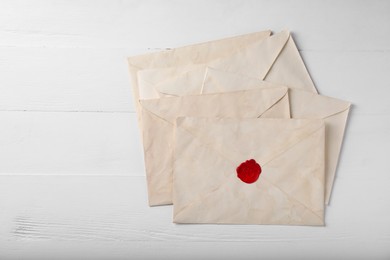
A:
289;89;351;119
140;87;288;124
264;34;318;93
208;30;290;79
177;117;324;166
137;64;205;99
202;67;277;94
127;31;271;69
202;68;351;119
260;123;325;216
174;178;324;225
173;121;238;215
154;66;207;97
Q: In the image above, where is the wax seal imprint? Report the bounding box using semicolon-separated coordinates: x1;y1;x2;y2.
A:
236;159;262;184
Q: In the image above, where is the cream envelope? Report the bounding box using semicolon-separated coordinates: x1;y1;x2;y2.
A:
140;30;317;99
140;87;290;206
127;30;271;128
173;117;325;225
201;68;351;204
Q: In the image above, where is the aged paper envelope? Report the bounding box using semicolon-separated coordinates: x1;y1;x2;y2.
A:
127;30;271;128
173;117;325;225
139;30;317;99
201;68;351;203
141;87;290;206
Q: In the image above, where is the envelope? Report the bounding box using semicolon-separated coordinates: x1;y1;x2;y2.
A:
201;68;351;204
173;117;325;225
140;30;317;99
140;87;290;206
127;30;271;129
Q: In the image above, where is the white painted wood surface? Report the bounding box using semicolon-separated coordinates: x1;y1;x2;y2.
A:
0;0;389;259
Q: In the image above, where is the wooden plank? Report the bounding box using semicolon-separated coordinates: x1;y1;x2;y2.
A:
0;0;388;50
0;47;136;112
1;240;387;260
0;175;388;259
0;111;145;175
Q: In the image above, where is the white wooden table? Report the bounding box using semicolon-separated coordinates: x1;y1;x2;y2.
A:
0;1;389;259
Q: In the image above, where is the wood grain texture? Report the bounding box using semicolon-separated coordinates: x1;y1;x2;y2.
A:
0;0;389;50
0;0;389;259
0;112;145;175
0;47;137;112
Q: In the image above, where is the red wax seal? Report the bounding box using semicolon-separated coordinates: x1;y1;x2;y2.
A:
236;159;261;184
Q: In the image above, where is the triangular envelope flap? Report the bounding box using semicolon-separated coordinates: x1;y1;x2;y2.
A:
174;181;253;224
289;89;351;119
128;31;271;69
174;177;324;225
208;31;290;79
141;108;177;206
264;35;318;93
137;64;204;99
155;66;207;96
178;118;324;167
201;68;351;119
173;121;239;215
140;87;288;124
202;67;276;94
261;124;325;218
137;71;159;100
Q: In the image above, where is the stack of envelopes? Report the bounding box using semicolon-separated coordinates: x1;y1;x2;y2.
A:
127;30;351;226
